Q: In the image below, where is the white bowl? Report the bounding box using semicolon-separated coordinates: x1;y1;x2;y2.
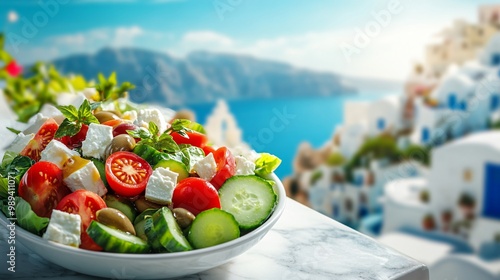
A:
0;174;286;279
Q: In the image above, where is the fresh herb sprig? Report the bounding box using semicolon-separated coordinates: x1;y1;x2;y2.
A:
128;122;180;153
54;99;100;138
166;119;206;138
96;72;135;102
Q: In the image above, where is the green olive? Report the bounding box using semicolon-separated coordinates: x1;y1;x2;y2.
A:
96;208;136;235
104;134;136;159
134;197;164;213
94;111;120;124
172;208;195;229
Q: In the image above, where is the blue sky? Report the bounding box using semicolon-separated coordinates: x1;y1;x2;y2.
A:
0;0;498;80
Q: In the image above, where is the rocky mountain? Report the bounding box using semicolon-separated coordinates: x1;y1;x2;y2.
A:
52;48;356;106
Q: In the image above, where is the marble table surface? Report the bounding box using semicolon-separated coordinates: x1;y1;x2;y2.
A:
0;198;428;280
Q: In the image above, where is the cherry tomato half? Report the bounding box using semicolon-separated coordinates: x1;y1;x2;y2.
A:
171;131;208;148
201;145;215;156
172;178;221;216
18;161;71;218
210;147;236;190
56;190;107;251
105;151;153;197
21;119;58;161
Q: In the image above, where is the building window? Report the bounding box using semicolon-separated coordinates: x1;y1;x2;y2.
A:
460;101;467;111
448;93;457;109
493;53;500;66
421;127;430;143
491;95;500;111
377;118;386;130
464;169;473;182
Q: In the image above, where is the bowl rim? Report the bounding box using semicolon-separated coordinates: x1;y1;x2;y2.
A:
0;173;286;260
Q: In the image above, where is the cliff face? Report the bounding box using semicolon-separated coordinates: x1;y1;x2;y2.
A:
51;48;356;106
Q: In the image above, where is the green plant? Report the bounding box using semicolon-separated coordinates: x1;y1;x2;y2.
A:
401;145;431;166
0;33;135;123
458;193;475;207
495;233;500;243
310;170;323;185
419;190;430;203
344;135;401;182
326;152;345;166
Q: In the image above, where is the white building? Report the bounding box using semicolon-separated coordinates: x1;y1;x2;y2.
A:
367;95;403;136
204;99;244;148
337;122;368;159
480;33;500;67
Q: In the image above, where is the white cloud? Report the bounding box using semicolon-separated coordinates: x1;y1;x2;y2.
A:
7;11;18;23
51;26;144;51
169;18;445;81
180;31;235;51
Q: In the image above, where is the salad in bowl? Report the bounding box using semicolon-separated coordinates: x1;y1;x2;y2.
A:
0;92;284;277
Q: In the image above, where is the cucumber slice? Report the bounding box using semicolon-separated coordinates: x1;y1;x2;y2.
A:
105;194;137;223
188;208;240;249
87;220;150;254
154;159;189;182
219;175;277;230
144;218;168;253
147;207;192;252
134;209;157;241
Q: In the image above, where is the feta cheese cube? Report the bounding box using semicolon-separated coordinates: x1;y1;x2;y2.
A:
145;167;178;205
43;210;81;247
63;160;107;196
193;153;217;181
24;114;49;135
235;156;256;175
81;123;113;159
6;133;35;154
57;92;86;108
41;140;80;169
39;104;65;124
135;108;167;133
122;110;137;122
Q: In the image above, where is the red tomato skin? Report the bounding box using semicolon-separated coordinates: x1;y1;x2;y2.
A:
201;145;215;156
55;190;107;251
210;147;236;190
18;161;71;218
171;131;208;148
172;178;221;216
21;119;59;161
68;124;89;148
105;151;153;197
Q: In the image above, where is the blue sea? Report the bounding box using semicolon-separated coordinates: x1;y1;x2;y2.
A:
183;92;393;178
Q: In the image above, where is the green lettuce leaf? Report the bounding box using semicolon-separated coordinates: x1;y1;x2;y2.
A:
254;153;281;177
1;197;49;236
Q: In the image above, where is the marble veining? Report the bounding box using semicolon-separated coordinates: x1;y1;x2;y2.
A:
0;199;427;280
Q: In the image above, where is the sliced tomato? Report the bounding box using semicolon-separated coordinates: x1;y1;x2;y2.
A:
55;190;107;251
105;151;153;197
172;178;221;216
18;161;71;218
201;145;216;156
20;119;58;161
171;131;208;148
210;147;236;190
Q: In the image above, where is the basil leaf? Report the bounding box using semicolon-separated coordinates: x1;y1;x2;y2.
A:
148;121;159;138
156;134;180;153
57;105;79;122
55;118;82;138
0;155;34;199
185;121;206;134
78;99;99;125
7;127;21;135
181;145;205;171
254;153;281;177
